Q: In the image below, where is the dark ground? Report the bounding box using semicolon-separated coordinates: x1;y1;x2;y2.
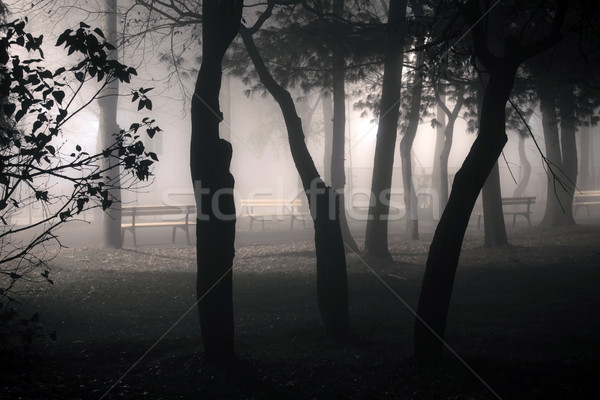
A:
2;219;600;399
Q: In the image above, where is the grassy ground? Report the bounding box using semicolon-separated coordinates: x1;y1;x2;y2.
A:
2;224;600;399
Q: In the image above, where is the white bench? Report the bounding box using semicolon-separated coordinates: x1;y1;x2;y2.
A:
477;196;536;229
574;190;600;216
121;204;196;246
240;198;309;230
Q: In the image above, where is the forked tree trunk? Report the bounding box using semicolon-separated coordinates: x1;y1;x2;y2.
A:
513;134;531;197
98;0;121;249
191;1;243;364
414;64;517;367
435;84;465;216
241;27;350;340
364;0;408;258
331;0;359;252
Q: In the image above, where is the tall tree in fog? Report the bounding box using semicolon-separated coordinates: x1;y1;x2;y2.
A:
191;0;243;363
240;4;350;340
364;0;408;259
330;0;360;252
415;0;569;367
97;0;122;248
433;79;466;212
399;1;427;240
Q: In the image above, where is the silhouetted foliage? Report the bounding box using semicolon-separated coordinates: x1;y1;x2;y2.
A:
0;18;160;350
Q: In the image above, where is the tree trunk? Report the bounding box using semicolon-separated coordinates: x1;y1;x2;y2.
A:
435;83;464;217
478;74;508;246
241;27;350;340
400;45;425;240
579;121;592;190
558;85;577;219
414;65;517;367
432;92;446;215
538;85;575;227
482;161;508;246
98;0;121;249
331;0;359;252
364;0;408;258
513;134;531;197
191;1;243;364
322;90;333;185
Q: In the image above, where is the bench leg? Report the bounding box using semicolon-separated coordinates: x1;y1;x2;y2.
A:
513;214;517;227
133;229;137;247
290;217;294;230
186;226;191;245
172;227;177;244
477;215;482;230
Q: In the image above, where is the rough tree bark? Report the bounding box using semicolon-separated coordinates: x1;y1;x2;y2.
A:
98;0;121;249
191;0;243;363
364;0;408;258
400;43;425;240
240;25;350;340
331;0;359;252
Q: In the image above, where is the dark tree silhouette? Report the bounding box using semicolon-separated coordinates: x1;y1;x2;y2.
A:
414;0;568;367
240;10;350;340
190;0;243;364
364;0;408;259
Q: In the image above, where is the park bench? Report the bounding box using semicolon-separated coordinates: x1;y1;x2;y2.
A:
349;202;404;220
121;204;196;246
240;198;310;230
476;196;536;229
573;190;600;216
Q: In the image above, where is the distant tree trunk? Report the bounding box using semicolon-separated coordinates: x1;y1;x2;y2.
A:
331;0;359;252
364;0;408;258
435;84;465;217
538;85;575;227
482;161;508;246
513;134;531;197
558;85;578;217
98;0;121;249
579;120;593;190
322;90;333;185
400;44;425;240
432;91;446;214
191;1;243;364
478;74;508;247
414;63;517;367
241;26;350;340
